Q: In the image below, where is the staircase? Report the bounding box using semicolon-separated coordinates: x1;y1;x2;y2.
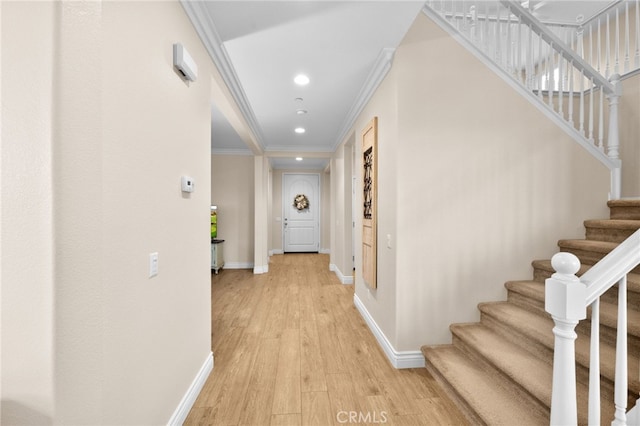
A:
421;199;640;425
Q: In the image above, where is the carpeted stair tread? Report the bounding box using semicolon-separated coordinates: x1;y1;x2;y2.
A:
451;323;552;408
421;345;550;425
479;301;640;394
420;200;640;423
558;239;619;255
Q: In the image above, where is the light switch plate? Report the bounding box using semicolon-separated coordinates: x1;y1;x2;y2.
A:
149;252;158;277
181;176;194;193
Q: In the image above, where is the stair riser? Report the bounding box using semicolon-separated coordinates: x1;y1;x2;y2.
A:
451;333;551;417
585;227;639;243
559;248;640;274
610;206;640;220
533;265;640;309
577;318;640;356
507;291;546;316
480;311;554;363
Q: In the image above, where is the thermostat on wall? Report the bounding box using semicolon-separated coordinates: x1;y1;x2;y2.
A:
181;176;194;193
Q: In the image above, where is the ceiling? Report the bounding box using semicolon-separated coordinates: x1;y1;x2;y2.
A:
187;0;620;170
184;0;425;169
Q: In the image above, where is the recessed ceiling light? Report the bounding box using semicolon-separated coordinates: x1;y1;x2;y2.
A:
294;127;306;134
296;109;308;115
296;157;303;161
294;74;310;86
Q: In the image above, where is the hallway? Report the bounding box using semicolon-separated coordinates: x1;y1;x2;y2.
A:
185;254;467;425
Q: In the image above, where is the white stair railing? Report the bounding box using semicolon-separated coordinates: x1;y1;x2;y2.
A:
573;0;640;79
542;1;640;80
423;0;623;199
546;229;640;425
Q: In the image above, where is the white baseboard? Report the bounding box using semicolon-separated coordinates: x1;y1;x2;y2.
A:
167;351;213;426
319;248;330;254
353;295;425;369
269;249;284;256
253;264;269;274
330;264;353;285
224;262;253;269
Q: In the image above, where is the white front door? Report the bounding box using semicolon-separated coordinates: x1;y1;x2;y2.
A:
283;173;320;253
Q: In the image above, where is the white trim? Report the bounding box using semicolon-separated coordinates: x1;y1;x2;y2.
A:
270;249;284;256
319;248;330;254
167;352;213;426
180;1;264;148
421;5;619;172
331;264;353;285
626;399;640;425
224;262;253;270
211;148;253;156
353;294;425;369
253;264;269;274
332;48;396;150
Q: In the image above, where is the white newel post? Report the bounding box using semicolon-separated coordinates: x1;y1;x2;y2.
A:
607;73;622;199
545;253;587;426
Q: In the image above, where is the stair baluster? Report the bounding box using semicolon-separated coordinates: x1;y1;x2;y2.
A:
421;200;640;424
545;253;587;425
423;0;623;200
613;276;629;425
589;298;601;425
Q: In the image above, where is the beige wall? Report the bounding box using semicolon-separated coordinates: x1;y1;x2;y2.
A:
349;12;613;353
322;170;331;252
620;73;640;196
1;2;55;423
211;155;255;267
351;65;400;350
330;136;355;281
2;1;214;424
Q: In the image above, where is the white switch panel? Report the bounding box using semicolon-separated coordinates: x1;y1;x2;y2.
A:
149;252;159;277
181;176;194;193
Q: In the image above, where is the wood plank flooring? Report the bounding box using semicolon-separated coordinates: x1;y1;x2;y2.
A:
185;254;468;425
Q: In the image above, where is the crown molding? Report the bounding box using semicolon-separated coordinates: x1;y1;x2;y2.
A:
181;1;265;149
211;148;254;156
332;47;396;151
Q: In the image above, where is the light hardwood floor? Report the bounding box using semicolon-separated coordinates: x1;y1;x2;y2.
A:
185;253;468;425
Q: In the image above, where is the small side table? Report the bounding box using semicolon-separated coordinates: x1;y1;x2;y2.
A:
211;239;225;274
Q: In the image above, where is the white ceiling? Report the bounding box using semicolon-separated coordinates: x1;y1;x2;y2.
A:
188;1;425;169
194;0;620;170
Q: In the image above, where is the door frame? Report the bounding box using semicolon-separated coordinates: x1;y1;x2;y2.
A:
282;172;321;253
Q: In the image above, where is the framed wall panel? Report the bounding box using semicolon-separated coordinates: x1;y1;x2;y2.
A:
362;117;378;289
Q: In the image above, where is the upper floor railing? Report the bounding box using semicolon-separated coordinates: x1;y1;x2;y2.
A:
423;0;623;199
563;0;640;79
